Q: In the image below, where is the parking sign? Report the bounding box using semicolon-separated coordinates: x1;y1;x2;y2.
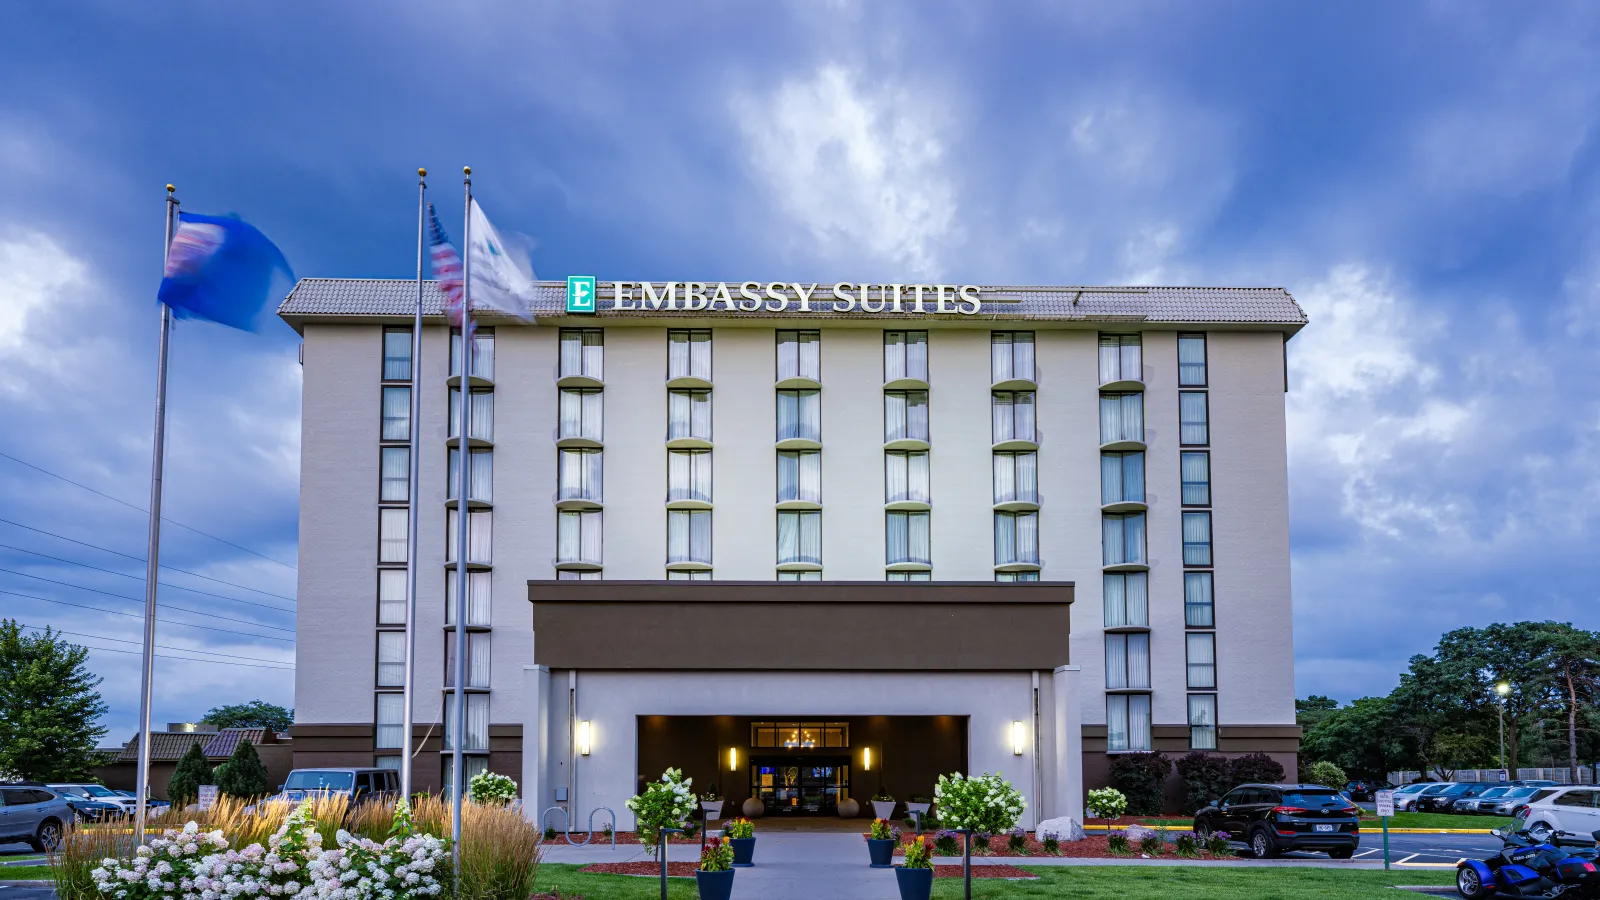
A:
1375;789;1395;818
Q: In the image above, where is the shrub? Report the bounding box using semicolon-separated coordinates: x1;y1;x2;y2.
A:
1085;786;1127;821
901;835;933;869
214;739;272;799
1109;752;1172;816
1308;761;1348;788
1106;830;1131;855
1176;752;1231;815
1042;834;1060;854
1139;830;1164;856
933;831;960;856
51;822;137;900
1174;831;1199;857
1206;829;1231;856
723;817;754;839
410;794;544;900
166;742;214;807
625;767;697;854
698;836;733;872
468;771;518;806
1006;828;1028;853
972;833;990;852
934;772;1026;835
1228;752;1285;787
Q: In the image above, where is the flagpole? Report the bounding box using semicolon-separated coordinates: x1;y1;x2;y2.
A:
135;184;179;841
401;169;427;802
450;166;473;875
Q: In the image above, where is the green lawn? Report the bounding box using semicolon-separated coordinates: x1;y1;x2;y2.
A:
1366;811;1510;830
931;866;1457;899
535;864;698;899
0;865;53;881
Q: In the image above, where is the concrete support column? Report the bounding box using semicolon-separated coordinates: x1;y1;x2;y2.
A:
520;664;549;821
1053;665;1083;823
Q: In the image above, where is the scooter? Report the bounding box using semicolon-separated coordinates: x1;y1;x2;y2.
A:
1456;828;1600;898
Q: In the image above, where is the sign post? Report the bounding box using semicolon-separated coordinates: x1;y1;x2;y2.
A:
197;785;219;811
1375;790;1395;870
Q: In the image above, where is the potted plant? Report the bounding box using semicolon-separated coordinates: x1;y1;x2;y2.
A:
625;767;699;857
905;794;932;817
725;816;756;867
872;790;897;822
895;834;934;900
866;818;899;868
696;835;735;900
700;790;724;822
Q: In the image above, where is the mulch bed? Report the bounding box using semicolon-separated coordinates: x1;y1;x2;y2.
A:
549;831;698;845
578;862;696;878
933;864;1038;879
891;834;1228;860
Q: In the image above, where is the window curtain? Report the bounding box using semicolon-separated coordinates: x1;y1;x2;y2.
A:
468;632;491;689
580;330;603;379
1178;334;1207;386
1105;635;1129;689
992;392;1034;442
1102;514;1146;566
907;451;930;502
559;449;602;501
885;512;930;564
451;330;494;379
992;452;1036;503
777;511;820;565
668;390;712;440
885;331;906;381
448;448;494;502
1187;633;1217;689
380;447;409;502
777;391;819;441
377;569;406;625
381;387;410;441
886;392;928;442
560;390;603;441
1181;451;1210;505
1106;696;1129;751
376;632;405;687
995;512;1039;565
448;390;495;441
379;508;408;563
445;570;491;627
1180;392;1209;445
383;329;412;381
1014;392;1036;441
560;331;582;378
668;510;712;564
1189;694;1217;749
557;510;602;563
1183;512;1212;566
885;452;930;504
1185;572;1214;627
668;451;711;503
445;508;493;564
1103;572;1148;627
444;693;490;752
1099;393;1143;444
778;331;820;380
778;451;821;503
1127;632;1150;689
1128;694;1152;750
991;332;1033;381
375;693;403;749
1100;452;1145;505
667;331;690;379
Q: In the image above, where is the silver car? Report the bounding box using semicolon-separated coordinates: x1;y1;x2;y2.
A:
1454;786;1514;813
0;784;72;852
1487;786;1543;817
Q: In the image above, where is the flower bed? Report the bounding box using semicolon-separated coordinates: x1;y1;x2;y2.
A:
578;862;695;877
932;864;1038;879
894;833;1240;860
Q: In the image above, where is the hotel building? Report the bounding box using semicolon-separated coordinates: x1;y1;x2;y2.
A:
279;280;1305;826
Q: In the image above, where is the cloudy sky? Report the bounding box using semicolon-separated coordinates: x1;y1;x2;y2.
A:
3;1;1599;739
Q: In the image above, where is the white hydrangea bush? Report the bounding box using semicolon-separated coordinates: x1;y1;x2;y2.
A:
91;822;230;900
1085;786;1128;821
467;771;518;806
625;767;697;855
933;772;1027;835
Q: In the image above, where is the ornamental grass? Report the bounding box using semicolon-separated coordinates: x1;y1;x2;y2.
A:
49;820;135;900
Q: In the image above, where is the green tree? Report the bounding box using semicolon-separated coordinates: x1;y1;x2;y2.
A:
1301;696;1412;782
1534;624;1600;776
1295;695;1339;731
203;700;293;732
167;741;214;805
0;619;109;781
214;738;272;798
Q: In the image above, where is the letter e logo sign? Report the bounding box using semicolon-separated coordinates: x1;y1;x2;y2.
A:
566;275;597;314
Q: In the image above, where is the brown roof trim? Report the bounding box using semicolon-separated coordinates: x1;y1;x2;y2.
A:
527;580;1073;605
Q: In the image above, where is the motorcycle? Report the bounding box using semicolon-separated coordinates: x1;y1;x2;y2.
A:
1457;827;1600;898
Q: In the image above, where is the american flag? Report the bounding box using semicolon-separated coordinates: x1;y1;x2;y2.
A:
427;204;470;333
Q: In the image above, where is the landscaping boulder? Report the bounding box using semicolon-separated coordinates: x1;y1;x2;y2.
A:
1034;817;1084;842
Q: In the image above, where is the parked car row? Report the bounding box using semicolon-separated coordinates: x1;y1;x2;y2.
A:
1387;780;1559;814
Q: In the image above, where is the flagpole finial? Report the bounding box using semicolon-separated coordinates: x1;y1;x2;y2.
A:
418;167;427;178
463;166;472;177
166;184;175;194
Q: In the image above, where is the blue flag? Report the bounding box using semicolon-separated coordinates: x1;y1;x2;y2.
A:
157;212;293;331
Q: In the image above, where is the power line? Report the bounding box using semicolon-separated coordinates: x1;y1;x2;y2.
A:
0;567;294;633
0;450;297;570
0;543;295;614
39;638;294;671
0;588;294;644
0;518;296;603
18;623;294;668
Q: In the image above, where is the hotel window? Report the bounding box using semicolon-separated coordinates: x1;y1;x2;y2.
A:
1179;391;1209;446
557;449;603;503
886;511;931;566
776;390;821;442
668;329;711;381
884;451;930;504
1105;632;1151;689
1183;511;1213;566
381;387;411;441
1106;694;1152;752
445;509;492;565
1103;572;1149;628
1187;632;1217;689
1181;451;1210;506
669;570;712;581
444;571;492;627
994;511;1039;566
777;451;822;504
376;631;405;688
992;452;1038;505
668;451;712;503
996;571;1039;582
557;570;602;581
440;755;489;791
442;692;489;752
1184;572;1215;627
887;571;931;582
447;448;494;503
378;508;408;564
991;331;1035;383
380;447;410;502
992;391;1036;443
884;331;928;382
776;511;822;566
668;390;712;442
750;722;850;749
1178;333;1207;387
1098;393;1143;445
375;756;401;772
448;389;495;442
667;509;712;565
556;510;603;565
777;571;821;582
450;328;495;380
377;569;407;625
445;631;491;689
776;330;820;381
559;389;603;442
1102;513;1147;567
559;329;604;381
375;693;404;750
885;391;929;443
1100;451;1145;506
1098;334;1142;385
1188;694;1217;750
382;327;412;381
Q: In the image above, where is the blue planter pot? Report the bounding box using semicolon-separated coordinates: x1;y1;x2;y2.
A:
895;866;934;900
730;836;756;867
696;868;735;900
868;837;895;868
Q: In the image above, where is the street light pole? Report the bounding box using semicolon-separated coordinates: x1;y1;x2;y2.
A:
1496;681;1511;779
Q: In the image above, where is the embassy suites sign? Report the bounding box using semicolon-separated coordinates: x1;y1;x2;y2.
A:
564;276;985;316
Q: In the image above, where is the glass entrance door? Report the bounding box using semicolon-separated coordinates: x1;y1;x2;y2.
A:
751;756;850;816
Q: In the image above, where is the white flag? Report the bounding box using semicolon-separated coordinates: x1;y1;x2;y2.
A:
466;198;537;318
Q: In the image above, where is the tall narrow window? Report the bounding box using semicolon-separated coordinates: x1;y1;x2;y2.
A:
1181;451;1211;506
377;569;407;625
450;328;495;380
885;511;931;565
1105;632;1151;689
668;451;712;503
1178;334;1207;386
885;391;929;443
668;390;712;442
776;390;821;442
448;389;494;442
445;509;492;565
667;509;712;565
991;332;1035;383
1184;572;1215;627
776;511;822;565
1183;511;1213;566
376;631;406;687
556;510;602;565
378;508;408;563
383;327;412;381
375;693;404;750
776;330;820;381
1102;513;1146;567
668;329;712;381
994;512;1039;566
557;449;603;503
380;447;410;502
1188;694;1217;750
777;451;822;503
993;452;1038;505
1100;452;1145;506
1098;334;1142;384
884;331;928;382
992;391;1036;443
1106;694;1152;752
885;451;930;504
1186;632;1217;689
1102;572;1149;628
381;387;411;441
445;631;491;689
447;448;493;502
442;693;489;752
559;389;603;442
445;570;492;627
440;753;488;789
1180;391;1209;445
1099;393;1143;445
559;329;604;380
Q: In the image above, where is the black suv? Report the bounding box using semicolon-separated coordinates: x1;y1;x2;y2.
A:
1193;783;1360;859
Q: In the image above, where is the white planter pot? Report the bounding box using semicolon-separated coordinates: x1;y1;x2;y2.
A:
701;801;724;821
872;800;897;821
905;802;931;816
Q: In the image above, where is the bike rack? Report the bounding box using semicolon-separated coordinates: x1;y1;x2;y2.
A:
540;805;618;847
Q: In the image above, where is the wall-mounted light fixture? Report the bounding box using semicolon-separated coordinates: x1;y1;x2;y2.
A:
728;747;738;772
578;720;592;756
1011;720;1025;756
863;747;873;771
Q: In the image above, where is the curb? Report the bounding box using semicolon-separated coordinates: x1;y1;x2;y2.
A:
1081;824;1497;835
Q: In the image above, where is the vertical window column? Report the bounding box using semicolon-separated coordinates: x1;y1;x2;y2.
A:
1177;333;1216;750
556;329;603;582
1098;333;1150;750
884;331;931;580
776;331;822;579
991;332;1039;582
667;330;713;578
375;327;412;763
445;327;495;775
